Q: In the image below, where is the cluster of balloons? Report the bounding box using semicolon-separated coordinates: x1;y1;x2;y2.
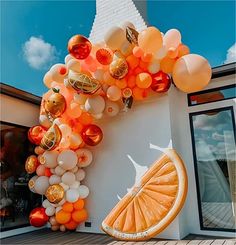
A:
26;22;212;231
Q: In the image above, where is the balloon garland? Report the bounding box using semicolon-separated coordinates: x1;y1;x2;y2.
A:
26;23;211;231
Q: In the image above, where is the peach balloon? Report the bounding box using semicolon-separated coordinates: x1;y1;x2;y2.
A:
103;71;116;86
116;79;127;89
66;59;81;73
78;112;93;125
133;46;144;58
172;54;212;93
136;73;152;89
138;27;163;54
106;86;122;101
167;47;179;59
163;29;181;49
67;101;82;118
177;44;190;57
141;53;153;63
160;57;176;74
126;55;139;69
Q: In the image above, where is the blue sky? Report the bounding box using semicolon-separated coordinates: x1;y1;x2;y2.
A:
1;0;235;96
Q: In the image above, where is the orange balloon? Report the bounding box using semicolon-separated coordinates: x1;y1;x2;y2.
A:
138;27;163;54
127;75;136;88
79;112;93;125
55;210;71;224
160;57;176;74
136;73;152;89
103;71;116;86
132;87;148;100
44;168;52;177
167;47;178;59
126;55;139;69
141;53;153;63
72;209;88;223
177;44;190;57
172;54;212;93
65;220;78;230
133;67;143;75
73;199;85;210
62;202;74;213
116;78;127;89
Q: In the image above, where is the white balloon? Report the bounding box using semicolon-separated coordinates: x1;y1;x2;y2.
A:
54;117;66;126
70;133;83;150
55;166;66;176
57;150;78;170
155;46;167;60
65;54;73;64
92;113;103;120
66;189;79;203
61;172;76;186
51;198;66;207
70;181;80;189
34;176;49;195
50;63;68;82
104;100;119;117
55;207;62;213
42;151;59;168
49;175;61;185
39;115;51;129
66;59;81;72
75;169;86;181
50;168;55;174
78;185;89;199
45;206;56;216
73;94;87;105
60;183;69;191
42;199;51;208
148;60;160;74
59;124;72;137
84;95;105;114
76;149;93;168
43;72;53;88
94;69;104;81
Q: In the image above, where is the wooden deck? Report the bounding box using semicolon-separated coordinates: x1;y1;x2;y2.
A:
1;229;235;245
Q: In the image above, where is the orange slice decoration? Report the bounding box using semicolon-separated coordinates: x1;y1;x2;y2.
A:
101;149;188;241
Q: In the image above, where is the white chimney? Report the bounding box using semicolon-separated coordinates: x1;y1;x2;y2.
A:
89;0;148;44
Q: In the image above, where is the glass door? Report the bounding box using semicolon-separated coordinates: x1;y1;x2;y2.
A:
188;84;236;232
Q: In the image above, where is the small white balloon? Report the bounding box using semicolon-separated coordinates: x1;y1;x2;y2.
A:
75;169;86;181
70;181;80;189
76;148;93;168
73;94;88;105
50;168;55;174
60;183;69;191
92;113;103;120
55;206;62;213
148;60;160;74
45;206;56;216
49;175;61;185
61;172;76;186
70;133;83;150
71;166;78;173
50;63;68;82
65;54;73;64
155;46;167;59
66;59;81;72
54;117;66;126
55;166;66;176
59;124;72;137
104;100;120;117
42;199;51;208
34;176;49;195
78;185;89;199
43;72;53;88
66;189;79;203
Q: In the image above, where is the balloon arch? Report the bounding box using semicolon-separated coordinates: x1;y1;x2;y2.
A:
26;23;211;238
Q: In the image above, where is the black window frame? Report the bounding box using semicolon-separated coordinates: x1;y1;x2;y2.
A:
187;84;236;107
189;106;236;232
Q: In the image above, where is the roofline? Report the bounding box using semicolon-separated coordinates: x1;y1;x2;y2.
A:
0;62;235;105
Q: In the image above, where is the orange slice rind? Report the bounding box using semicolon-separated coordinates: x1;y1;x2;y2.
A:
101;148;188;241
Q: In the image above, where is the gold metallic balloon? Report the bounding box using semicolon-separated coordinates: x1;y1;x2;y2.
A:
25;155;39;174
44;89;66;118
68;70;101;94
45;184;65;204
40;124;62;151
109;57;128;79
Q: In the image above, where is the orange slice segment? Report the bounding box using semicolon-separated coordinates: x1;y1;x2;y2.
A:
101;149;188;241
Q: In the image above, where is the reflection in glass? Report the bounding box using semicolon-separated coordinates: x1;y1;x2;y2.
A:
0;123;41;231
191;108;236;231
189;85;236;106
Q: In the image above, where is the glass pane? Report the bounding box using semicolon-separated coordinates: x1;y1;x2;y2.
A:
189;85;236;106
0;123;42;231
191;108;236;231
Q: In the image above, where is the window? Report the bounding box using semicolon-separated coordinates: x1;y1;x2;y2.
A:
0;121;42;231
188;84;236;106
189;107;236;231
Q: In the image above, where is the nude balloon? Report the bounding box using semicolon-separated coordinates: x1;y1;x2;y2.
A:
172;54;212;93
163;29;181;49
138;27;163;54
57;150;78;170
104;26;126;50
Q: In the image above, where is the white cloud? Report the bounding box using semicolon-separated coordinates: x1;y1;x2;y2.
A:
224;43;236;64
23;36;59;70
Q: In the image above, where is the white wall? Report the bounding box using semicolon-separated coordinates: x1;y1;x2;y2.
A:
77;94;183;239
169;74;236;238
